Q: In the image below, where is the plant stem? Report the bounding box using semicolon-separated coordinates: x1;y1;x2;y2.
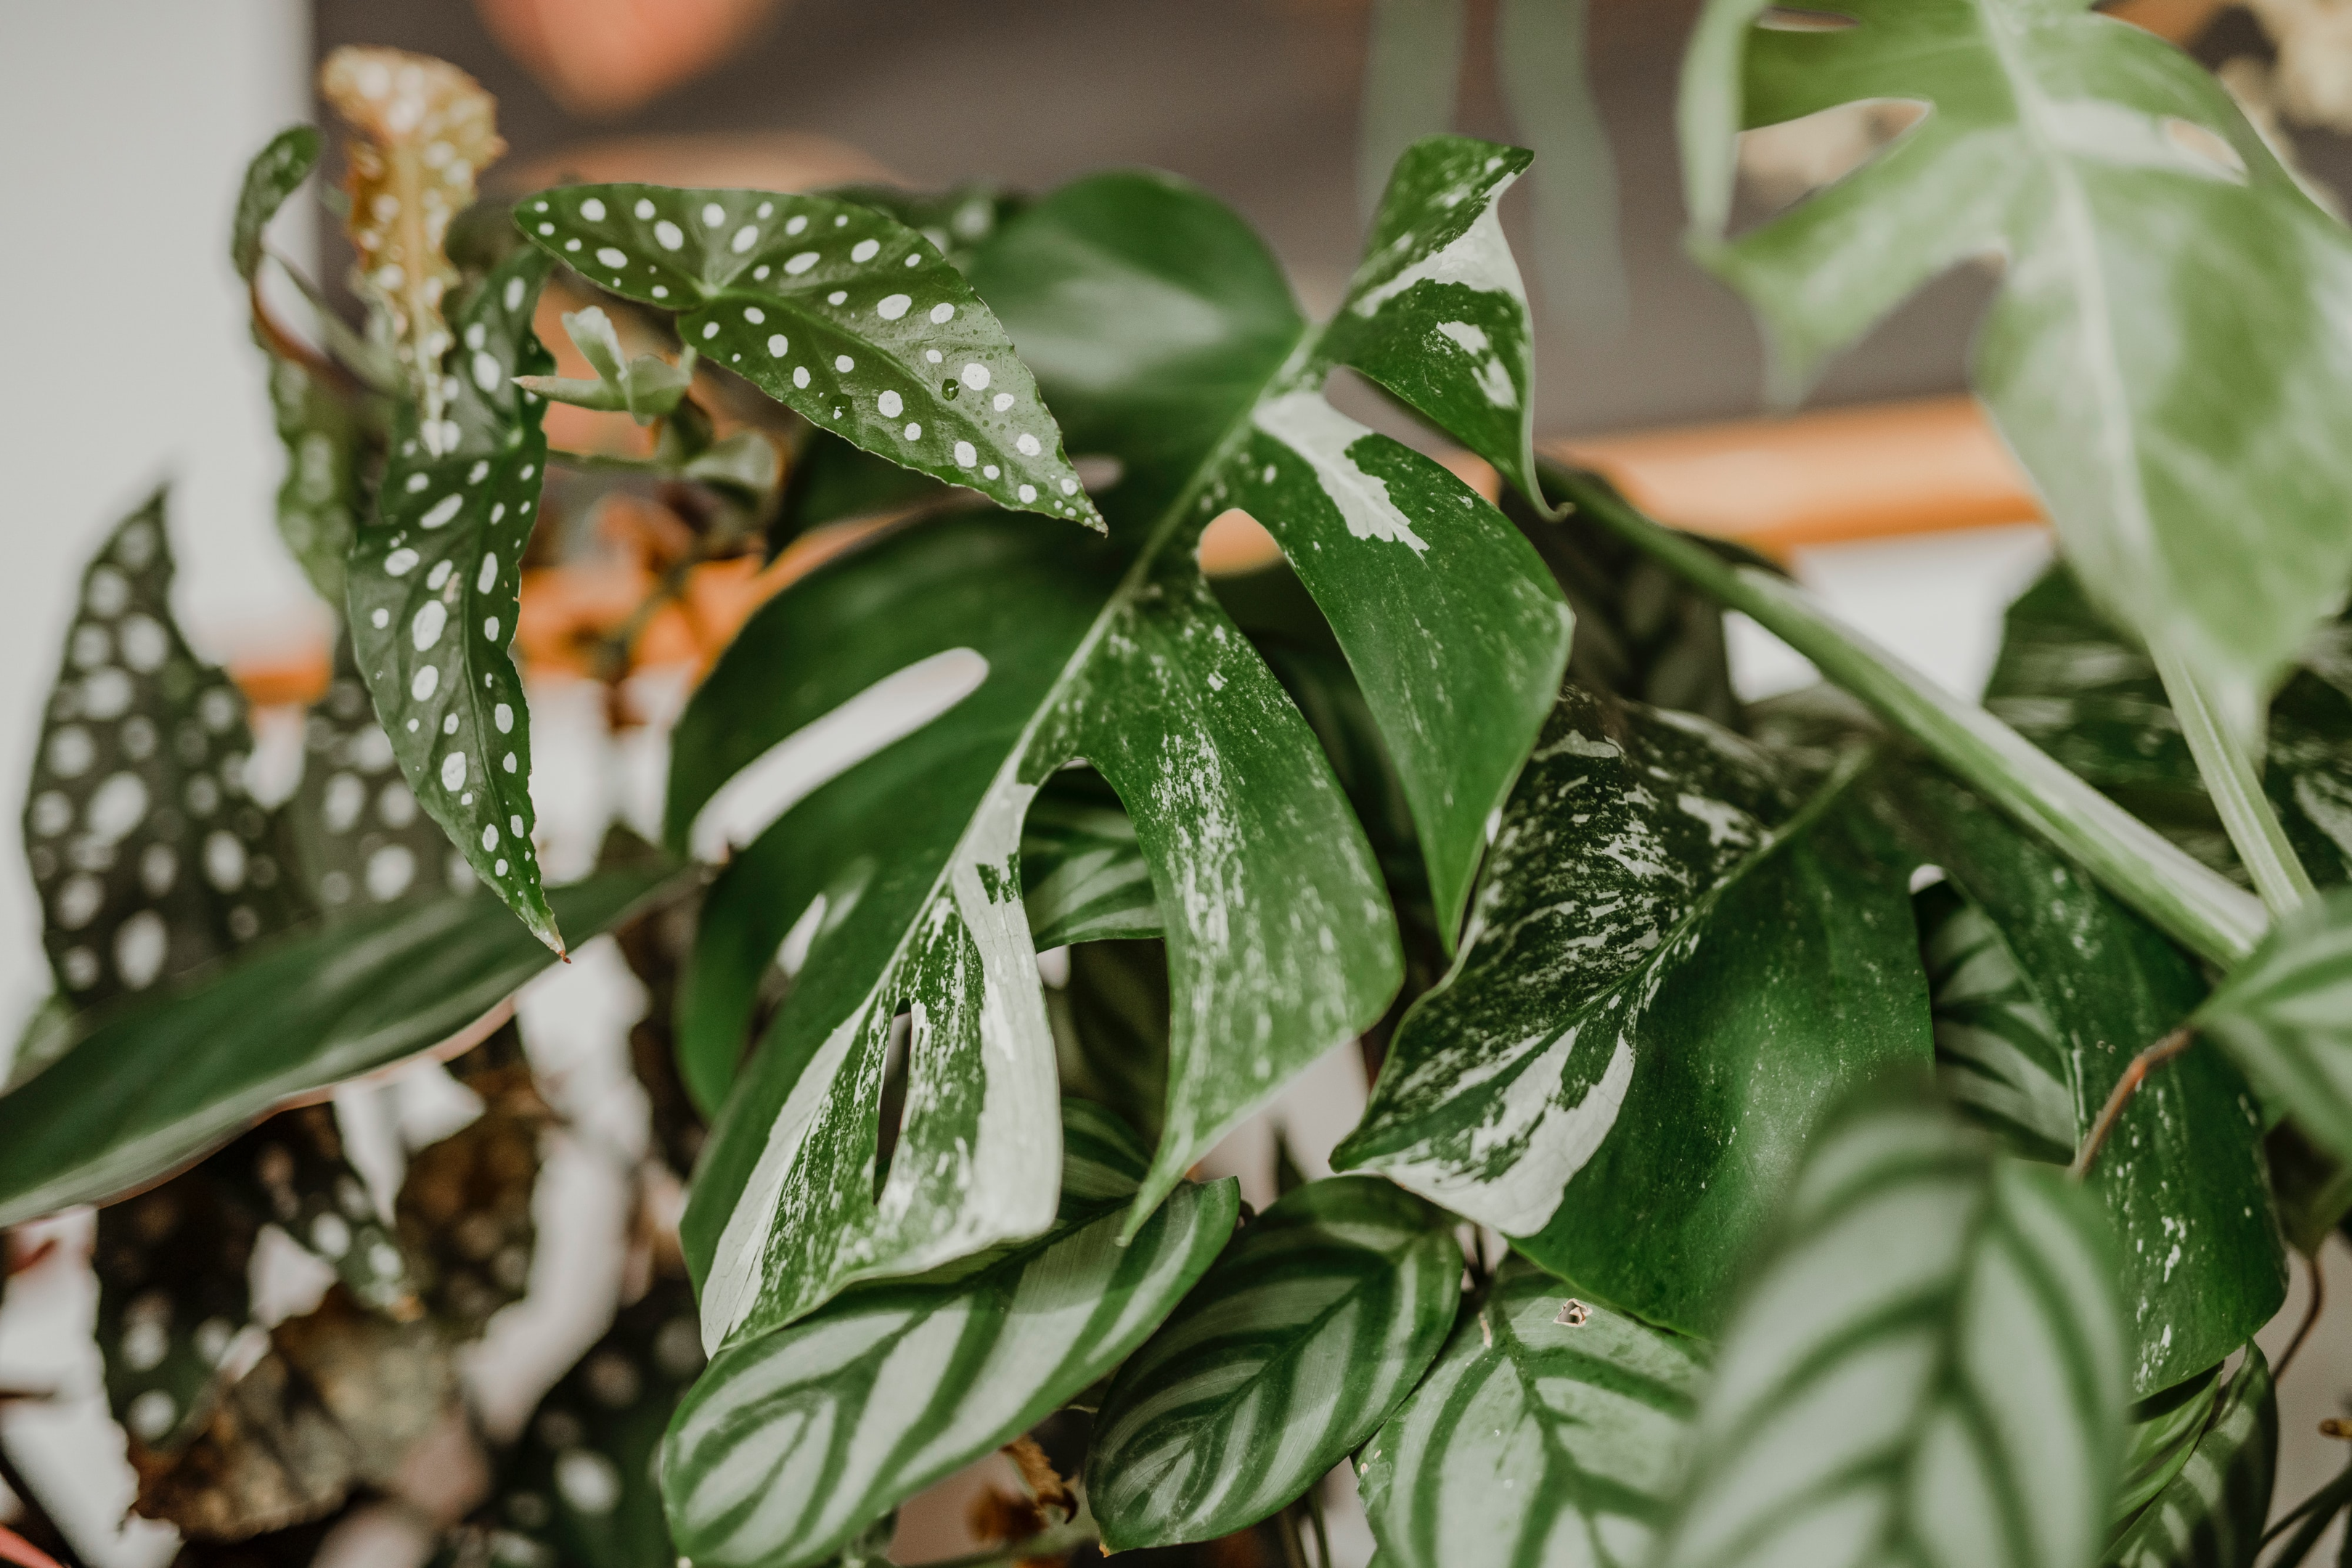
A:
896;1521;1098;1568
2149;640;2318;921
1554;472;2268;969
2265;1457;2352;1565
2282;1248;2327;1376
2069;1029;2193;1181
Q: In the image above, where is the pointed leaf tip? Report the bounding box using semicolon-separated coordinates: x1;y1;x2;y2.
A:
515;183;1103;531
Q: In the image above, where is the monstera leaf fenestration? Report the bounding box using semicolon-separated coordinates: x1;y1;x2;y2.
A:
1683;0;2352;727
1336;683;1930;1334
1889;767;2284;1395
665;137;1571;1352
660;1102;1236;1568
1651;1081;2126;1568
1357;1255;1705;1568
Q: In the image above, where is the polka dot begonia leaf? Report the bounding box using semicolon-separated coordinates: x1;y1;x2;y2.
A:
394;1022;547;1336
515;183;1103;531
92;1153;260;1455
23;494;310;1014
348;246;564;956
286;634;478;915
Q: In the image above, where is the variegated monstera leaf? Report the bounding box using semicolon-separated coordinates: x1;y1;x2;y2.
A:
1683;0;2352;730
659;135;1572;1354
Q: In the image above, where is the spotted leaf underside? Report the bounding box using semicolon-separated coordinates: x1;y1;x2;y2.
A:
1651;1085;2126;1568
1684;0;2352;722
1357;1256;1706;1568
669;136;1569;1354
1336;684;1931;1336
348;246;561;951
518;183;1099;528
1890;767;2284;1395
1086;1175;1461;1548
661;1103;1238;1568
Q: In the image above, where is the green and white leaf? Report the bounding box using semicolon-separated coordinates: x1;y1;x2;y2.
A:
1020;769;1159;949
0;865;669;1228
1050;939;1172;1156
23;494;308;1013
262;349;370;608
1650;1082;2126;1568
518;184;1099;528
659;1102;1237;1568
1892;768;2284;1395
2109;1366;2221;1532
1356;1255;1705;1568
2194;886;2352;1164
349;247;561;951
671;143;1569;1346
1683;0;2352;721
1337;685;1931;1334
1087;1174;1459;1548
232;123;319;282
2105;1349;2274;1568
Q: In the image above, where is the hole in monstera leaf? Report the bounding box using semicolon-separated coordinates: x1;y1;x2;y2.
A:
687;648;988;862
1738;98;1929;216
1757;7;1856;28
872;1004;915;1201
2163;116;2249;182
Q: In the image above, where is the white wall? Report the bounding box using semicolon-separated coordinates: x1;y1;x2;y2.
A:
0;0;318;1031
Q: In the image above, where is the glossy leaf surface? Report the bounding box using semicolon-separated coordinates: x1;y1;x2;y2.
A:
1357;1255;1704;1568
1651;1084;2126;1568
518;183;1098;528
1087;1175;1459;1548
349;248;560;950
1683;0;2352;719
661;1103;1237;1568
2104;1349;2274;1568
2195;886;2352;1163
23;496;306;1012
1338;685;1930;1334
1891;768;2284;1395
0;865;669;1228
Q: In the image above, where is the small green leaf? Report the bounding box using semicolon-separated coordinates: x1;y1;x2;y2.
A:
2104;1349;2275;1568
514;305;695;423
1683;0;2352;720
24;494;309;1013
232;125;320;282
349;247;562;952
1087;1175;1460;1548
517;184;1101;530
1051;939;1172;1151
1357;1256;1705;1568
660;1102;1238;1568
1337;685;1931;1335
2194;886;2352;1164
1649;1081;2126;1568
261;351;369;608
0;865;671;1228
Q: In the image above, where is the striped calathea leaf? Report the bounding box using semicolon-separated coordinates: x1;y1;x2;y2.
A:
660;1102;1238;1568
2104;1349;2274;1568
1336;682;1930;1334
669;136;1569;1349
2193;886;2352;1164
2109;1365;2222;1534
1651;1081;2127;1568
1085;1174;1461;1548
516;181;1098;528
1684;0;2352;730
22;495;306;1012
1889;767;2284;1395
1986;563;2352;888
1356;1254;1706;1568
348;244;563;952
